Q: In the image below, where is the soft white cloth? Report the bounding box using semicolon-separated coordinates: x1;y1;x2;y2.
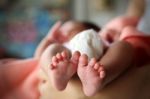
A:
64;29;104;60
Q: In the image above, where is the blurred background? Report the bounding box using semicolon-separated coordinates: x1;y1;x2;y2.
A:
0;0;129;58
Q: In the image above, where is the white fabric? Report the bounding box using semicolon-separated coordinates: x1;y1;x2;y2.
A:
64;29;104;60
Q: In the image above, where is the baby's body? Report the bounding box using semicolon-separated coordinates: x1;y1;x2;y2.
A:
38;29;106;97
36;18;147;98
38;24;135;97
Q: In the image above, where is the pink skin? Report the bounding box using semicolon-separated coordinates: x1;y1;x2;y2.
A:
49;51;80;91
100;16;139;44
0;59;39;99
47;21;65;43
35;21;86;58
120;26;146;40
34;21;63;58
48;21;86;43
77;54;106;96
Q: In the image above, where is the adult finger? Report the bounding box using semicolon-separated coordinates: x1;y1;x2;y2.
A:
47;21;62;39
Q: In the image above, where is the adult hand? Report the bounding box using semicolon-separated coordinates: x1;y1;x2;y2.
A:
99;16;139;44
46;21;66;43
34;21;63;58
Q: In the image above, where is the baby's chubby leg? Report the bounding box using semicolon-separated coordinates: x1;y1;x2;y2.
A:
39;43;80;90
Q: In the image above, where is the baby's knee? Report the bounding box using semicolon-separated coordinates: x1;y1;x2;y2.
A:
41;43;70;62
44;43;65;54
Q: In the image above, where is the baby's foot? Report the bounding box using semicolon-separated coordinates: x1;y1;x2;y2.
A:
49;51;80;91
77;54;106;96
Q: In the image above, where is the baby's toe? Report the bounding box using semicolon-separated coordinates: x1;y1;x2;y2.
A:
50;63;56;69
98;66;104;72
52;56;58;66
99;70;106;79
71;51;80;64
56;53;63;60
94;63;100;70
79;54;88;67
61;51;67;59
89;58;96;67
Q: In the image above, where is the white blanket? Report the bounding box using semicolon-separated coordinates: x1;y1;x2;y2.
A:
64;29;104;60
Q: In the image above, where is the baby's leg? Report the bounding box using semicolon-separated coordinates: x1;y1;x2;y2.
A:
40;43;80;91
77;55;106;96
